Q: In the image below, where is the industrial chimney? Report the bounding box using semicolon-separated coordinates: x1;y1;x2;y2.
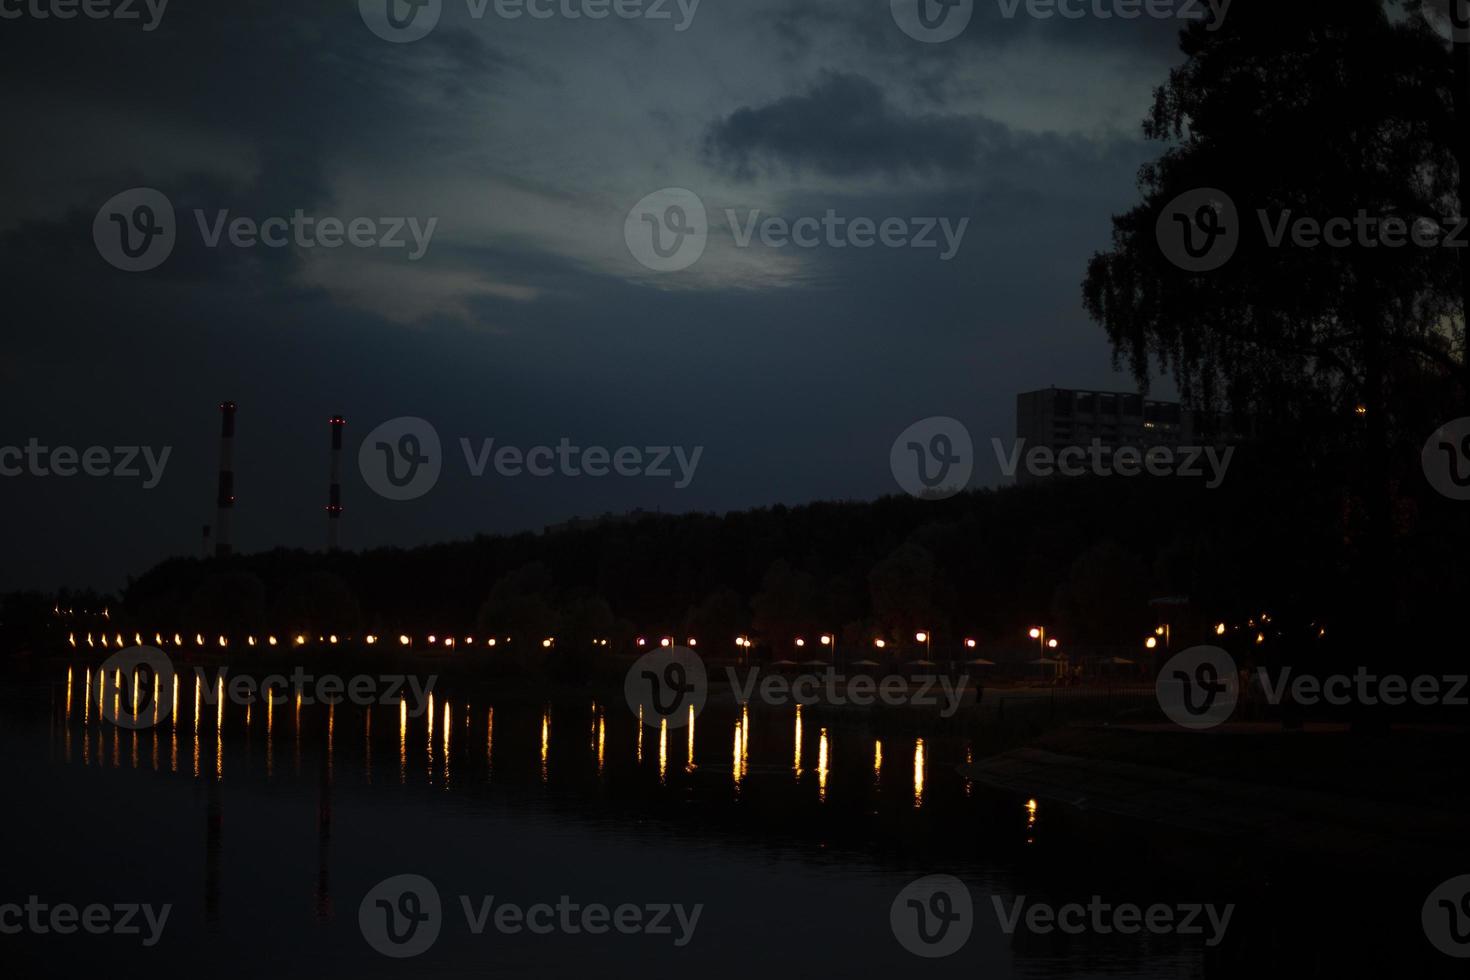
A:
327;415;345;550
215;402;236;558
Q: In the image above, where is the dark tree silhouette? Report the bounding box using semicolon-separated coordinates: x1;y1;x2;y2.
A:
1084;3;1459;420
751;560;815;658
1081;1;1467;670
1050;540;1150;646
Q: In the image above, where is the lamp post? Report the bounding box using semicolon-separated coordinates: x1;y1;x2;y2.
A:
820;633;836;669
915;631;931;661
1030;627;1062;681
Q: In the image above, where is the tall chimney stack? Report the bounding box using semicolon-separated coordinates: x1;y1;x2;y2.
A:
215;402;236;558
327;415;345;551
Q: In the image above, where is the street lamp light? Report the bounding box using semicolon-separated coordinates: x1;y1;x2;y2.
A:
915;631;931;659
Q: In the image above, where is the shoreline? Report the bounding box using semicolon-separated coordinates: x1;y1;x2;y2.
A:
966;724;1470;881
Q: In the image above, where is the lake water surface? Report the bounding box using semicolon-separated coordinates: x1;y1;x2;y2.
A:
1;662;1450;978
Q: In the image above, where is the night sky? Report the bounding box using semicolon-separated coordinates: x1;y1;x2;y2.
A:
0;2;1196;590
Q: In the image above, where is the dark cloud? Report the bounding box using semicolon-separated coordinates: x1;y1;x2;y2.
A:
703;72;989;179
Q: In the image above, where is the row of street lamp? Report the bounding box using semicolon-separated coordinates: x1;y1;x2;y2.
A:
70;626;1067;656
637;629;1060;654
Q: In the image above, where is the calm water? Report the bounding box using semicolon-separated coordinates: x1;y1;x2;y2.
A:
0;662;1451;978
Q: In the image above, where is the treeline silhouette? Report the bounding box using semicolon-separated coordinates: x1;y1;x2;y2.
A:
3;437;1437;674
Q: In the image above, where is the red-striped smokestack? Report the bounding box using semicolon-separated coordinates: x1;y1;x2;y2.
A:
215;402;236;558
327;415;345;550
